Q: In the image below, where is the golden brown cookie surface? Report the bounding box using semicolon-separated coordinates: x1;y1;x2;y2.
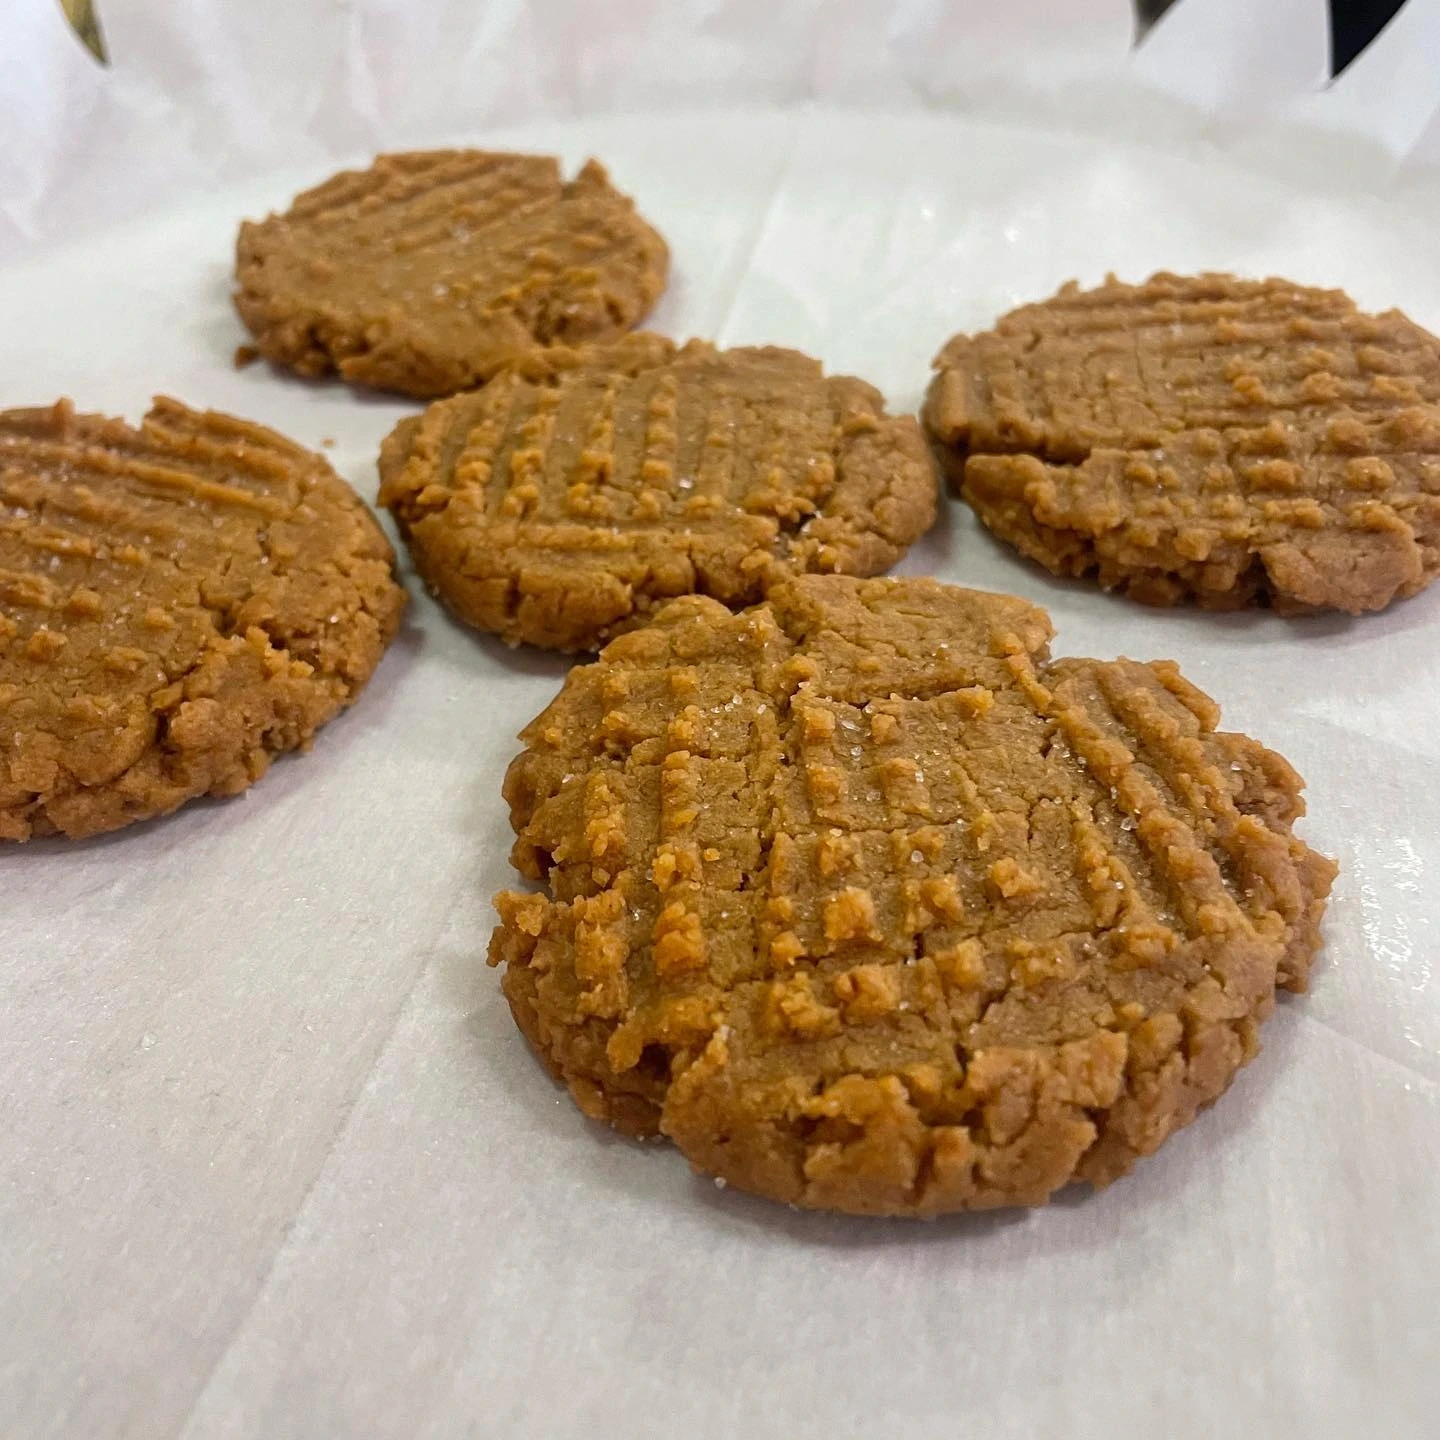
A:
0;399;406;840
925;272;1440;614
235;151;668;399
379;336;938;652
490;575;1335;1215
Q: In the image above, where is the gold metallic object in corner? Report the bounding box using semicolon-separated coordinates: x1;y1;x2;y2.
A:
58;0;108;65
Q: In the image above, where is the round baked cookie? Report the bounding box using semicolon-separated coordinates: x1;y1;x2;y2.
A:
0;398;406;841
378;335;938;652
235;150;668;399
490;574;1335;1216
924;272;1440;614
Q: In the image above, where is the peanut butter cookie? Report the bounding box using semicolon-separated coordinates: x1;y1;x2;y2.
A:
235;150;668;399
924;272;1440;614
378;335;938;652
490;575;1335;1215
0;398;406;840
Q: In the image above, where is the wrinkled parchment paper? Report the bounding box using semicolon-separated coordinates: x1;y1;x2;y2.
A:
2;4;1438;1438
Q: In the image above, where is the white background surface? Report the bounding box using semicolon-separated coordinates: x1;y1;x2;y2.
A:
3;6;1440;1439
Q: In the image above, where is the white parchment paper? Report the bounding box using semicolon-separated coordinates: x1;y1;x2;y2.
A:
2;5;1438;1439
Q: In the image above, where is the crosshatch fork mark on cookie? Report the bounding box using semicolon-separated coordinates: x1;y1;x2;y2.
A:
0;398;405;840
235;150;668;399
925;272;1440;614
490;575;1334;1215
380;336;937;651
